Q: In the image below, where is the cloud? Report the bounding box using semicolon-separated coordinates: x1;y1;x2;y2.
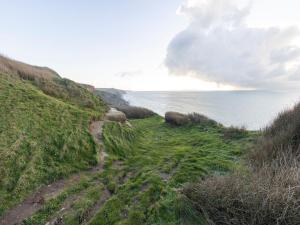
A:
165;0;300;89
115;70;142;78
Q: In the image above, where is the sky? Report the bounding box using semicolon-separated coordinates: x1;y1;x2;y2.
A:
1;0;300;91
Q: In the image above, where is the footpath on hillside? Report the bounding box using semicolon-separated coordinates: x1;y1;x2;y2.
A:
0;108;126;225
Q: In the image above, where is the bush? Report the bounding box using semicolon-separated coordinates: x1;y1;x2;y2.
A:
117;106;155;119
165;112;190;126
165;112;219;127
183;163;300;225
250;103;300;166
182;102;300;225
187;112;218;126
223;126;248;140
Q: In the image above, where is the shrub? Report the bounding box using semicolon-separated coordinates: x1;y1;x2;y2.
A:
187;112;218;126
183;162;300;225
117;106;155;119
223;126;248;140
165;112;190;126
182;102;300;225
250;103;300;166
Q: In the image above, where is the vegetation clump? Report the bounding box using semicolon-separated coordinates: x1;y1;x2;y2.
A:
116;106;155;119
165;111;220;127
222;126;248;140
187;112;218;126
182;103;300;225
165;111;190;126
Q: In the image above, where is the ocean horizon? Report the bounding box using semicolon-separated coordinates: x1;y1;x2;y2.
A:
124;90;300;130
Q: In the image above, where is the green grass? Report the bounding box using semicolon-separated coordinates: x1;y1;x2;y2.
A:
13;113;255;224
22;174;104;225
1;68;256;224
87;116;256;224
0;73;106;215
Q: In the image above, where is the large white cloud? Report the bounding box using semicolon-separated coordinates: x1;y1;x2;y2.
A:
165;0;300;89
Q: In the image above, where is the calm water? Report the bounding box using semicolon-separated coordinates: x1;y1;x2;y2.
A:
124;91;300;130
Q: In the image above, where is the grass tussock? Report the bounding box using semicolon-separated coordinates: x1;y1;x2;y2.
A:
182;103;300;225
116;106;155;119
223;126;248;140
188;112;218;127
165;111;219;127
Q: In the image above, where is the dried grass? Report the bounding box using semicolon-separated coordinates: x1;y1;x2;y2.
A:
0;55;59;80
183;102;300;225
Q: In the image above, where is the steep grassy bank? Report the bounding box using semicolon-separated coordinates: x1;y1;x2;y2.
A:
0;71;106;215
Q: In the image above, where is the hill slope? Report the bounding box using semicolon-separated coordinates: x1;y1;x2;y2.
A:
0;57;107;216
9;114;255;225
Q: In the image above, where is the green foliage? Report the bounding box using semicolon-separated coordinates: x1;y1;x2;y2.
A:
0;73;106;215
102;122;137;158
32;77;107;113
87;116;254;224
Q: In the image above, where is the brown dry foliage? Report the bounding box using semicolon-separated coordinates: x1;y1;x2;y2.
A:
0;55;59;80
116;106;155;119
249;103;300;167
184;162;300;225
188;112;218;126
223;126;248;140
183;102;300;225
165;111;190;126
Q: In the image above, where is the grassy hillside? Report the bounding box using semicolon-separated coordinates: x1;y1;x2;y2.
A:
0;55;107;113
0;69;107;216
19;115;255;225
85;116;255;225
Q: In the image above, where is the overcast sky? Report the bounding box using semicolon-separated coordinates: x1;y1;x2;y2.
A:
1;0;300;90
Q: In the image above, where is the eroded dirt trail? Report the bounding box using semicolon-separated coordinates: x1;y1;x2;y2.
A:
0;110;115;225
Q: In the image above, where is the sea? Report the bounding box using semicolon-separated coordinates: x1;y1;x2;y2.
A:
124;90;300;130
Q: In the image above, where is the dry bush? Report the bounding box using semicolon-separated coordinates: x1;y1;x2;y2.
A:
250;103;300;167
165;111;190;126
183;161;300;225
182;102;300;225
223;126;248;140
188;112;218;126
116;106;155;119
0;55;59;80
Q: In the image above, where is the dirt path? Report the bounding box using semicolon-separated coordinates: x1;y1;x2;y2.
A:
0;109;118;225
